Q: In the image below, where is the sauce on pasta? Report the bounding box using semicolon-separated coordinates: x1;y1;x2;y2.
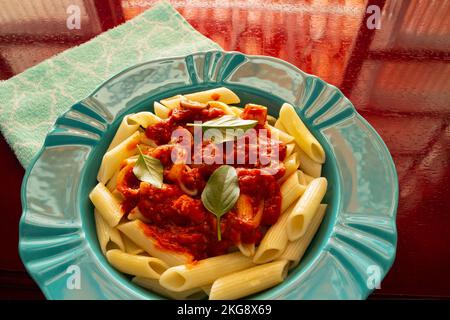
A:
117;102;287;260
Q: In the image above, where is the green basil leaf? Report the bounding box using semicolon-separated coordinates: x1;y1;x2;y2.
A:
187;115;258;144
187;115;258;131
201;165;240;240
133;146;163;188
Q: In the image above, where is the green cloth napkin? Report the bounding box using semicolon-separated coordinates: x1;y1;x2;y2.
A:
0;1;220;167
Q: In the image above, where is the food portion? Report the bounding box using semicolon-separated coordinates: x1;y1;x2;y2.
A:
90;87;328;300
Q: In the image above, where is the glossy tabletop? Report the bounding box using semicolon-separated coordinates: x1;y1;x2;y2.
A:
0;0;449;299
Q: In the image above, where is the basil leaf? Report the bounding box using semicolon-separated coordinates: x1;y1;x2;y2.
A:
133;146;163;188
201;165;240;240
187;115;257;144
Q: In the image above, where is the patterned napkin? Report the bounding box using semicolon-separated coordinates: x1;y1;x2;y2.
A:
0;1;220;167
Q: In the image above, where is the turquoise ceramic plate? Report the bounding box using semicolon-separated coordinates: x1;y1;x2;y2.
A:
19;50;398;300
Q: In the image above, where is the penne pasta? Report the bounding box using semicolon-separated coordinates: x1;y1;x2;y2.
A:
207;101;234;115
94;209;125;254
132;277;205;300
160;95;183;109
106;249;168;279
107;115;140;151
279;153;300;183
295;146;322;178
159;252;255;292
274;119;286;131
153;101;171;119
280;204;327;269
279;103;325;163
185;87;240;104
201;284;212;296
97;131;140;184
303;172;315;184
237;242;256;257
128;111;161;129
285;143;296;158
230;106;244;116
280;172;306;213
253;205;295;264
209;260;289;300
122;234;145;255
286;177;328;241
105;169;119;192
118;220;192;266
90;183;123;227
268;125;295;143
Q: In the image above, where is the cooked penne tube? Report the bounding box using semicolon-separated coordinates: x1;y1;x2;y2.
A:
280;172;306;213
97;131;140;184
279;153;300;183
303;172;315;184
122;234;145;255
253;205;295;264
128;111;161;129
286;177;328;241
285;143;296;158
118;220;192;266
209;260;289;300
274;119;286;131
107;115;140;151
160;95;183;109
230;106;243;116
106;169;120;192
128;206;151;223
268;125;295;143
280;204;327;269
237;242;256;257
279;103;325;163
132;277;205;300
94;209;124;254
207;100;234;115
296;170;308;186
185;87;240;104
296;146;322;178
201;284;212;296
90;183;123;227
106;249;168;279
154;101;171;119
159;252;255;292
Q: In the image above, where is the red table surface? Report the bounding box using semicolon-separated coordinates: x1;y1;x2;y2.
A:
0;0;449;299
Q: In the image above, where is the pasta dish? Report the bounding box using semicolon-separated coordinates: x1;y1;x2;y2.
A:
89;87;328;300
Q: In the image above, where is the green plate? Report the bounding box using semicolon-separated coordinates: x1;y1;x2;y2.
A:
19;50;398;299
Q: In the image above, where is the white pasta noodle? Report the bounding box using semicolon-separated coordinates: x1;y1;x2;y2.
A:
159;252;255;292
295;145;322;178
118;220;192;266
97;131;140;184
90;183;123;227
279;152;300;183
279;103;325;163
253;205;295;264
230;106;243;116
286;177;328;241
122;234;145;255
280;204;327;269
285;143;296;158
94;209;124;254
128;111;161;129
268;125;295;143
107;115;140;151
132;277;205;300
106;249;168;279
237;242;256;257
280;172;306;213
209;260;289;300
154;101;171;119
207;100;234;115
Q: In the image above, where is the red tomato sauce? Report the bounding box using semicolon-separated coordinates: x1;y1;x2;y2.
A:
118;102;287;260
